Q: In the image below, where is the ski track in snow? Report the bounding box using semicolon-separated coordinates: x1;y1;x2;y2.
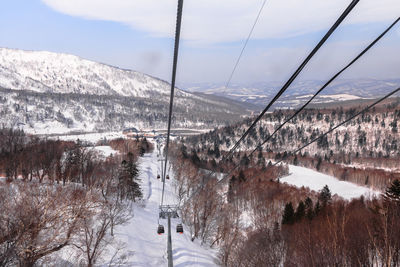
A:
108;144;218;266
281;165;380;200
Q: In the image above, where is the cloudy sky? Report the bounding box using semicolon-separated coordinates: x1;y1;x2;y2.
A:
1;0;399;86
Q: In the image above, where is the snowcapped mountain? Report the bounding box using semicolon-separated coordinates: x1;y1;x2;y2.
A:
0;47;188;98
0;48;256;134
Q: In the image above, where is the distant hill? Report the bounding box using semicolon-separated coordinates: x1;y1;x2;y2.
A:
0;48;257;134
183;79;400;108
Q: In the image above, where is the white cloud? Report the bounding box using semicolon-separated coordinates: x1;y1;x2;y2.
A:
42;0;400;44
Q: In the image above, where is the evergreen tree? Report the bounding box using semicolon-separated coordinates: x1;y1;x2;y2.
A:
316;157;322;171
119;152;142;201
282;202;295;225
384;179;400;202
190;150;201;166
294;201;305;221
227;175;236;203
257;148;264;166
314;201;321;215
304;197;314;220
293;155;299;166
318;185;332;206
240;153;250;166
238;170;246;183
214;142;220;159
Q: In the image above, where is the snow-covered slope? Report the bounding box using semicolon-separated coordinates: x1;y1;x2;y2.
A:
108;143;218;266
0;48;255;133
0;47;188;98
281;165;379;200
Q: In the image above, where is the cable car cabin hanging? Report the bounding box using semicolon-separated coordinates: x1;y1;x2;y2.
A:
157;174;160;179
176;224;183;234
166;175;170;179
157;224;165;235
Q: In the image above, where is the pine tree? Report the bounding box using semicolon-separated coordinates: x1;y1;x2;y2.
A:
294;201;305;222
257;148;265;166
318;185;332;206
238;170;246;183
304;197;314;220
314;201;321;215
240;153;250;166
293;155;299;166
383;179;400;202
191;150;201;165
282;202;295;225
214;142;220;159
316;156;322;171
227;175;236;203
119;152;142;201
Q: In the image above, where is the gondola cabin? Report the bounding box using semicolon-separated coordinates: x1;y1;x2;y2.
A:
176;224;183;234
157;174;160;179
157;225;165;235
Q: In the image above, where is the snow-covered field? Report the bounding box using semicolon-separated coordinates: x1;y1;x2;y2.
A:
107;144;218;266
53;132;125;143
281;165;380;200
92;146;119;157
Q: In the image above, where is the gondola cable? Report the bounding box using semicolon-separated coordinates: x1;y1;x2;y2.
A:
244;17;400;169
187;0;360;198
224;0;268;91
217;86;400;198
161;0;184;207
215;16;400;188
225;0;359;159
272;87;400;167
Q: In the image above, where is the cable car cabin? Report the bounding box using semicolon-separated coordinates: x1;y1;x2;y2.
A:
157;225;165;235
157;174;160;179
176;224;183;234
166;175;170;179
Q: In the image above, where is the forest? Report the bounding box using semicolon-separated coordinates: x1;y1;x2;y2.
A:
169;139;400;266
0;128;152;266
0;87;250;132
166;101;400;266
185;104;400;190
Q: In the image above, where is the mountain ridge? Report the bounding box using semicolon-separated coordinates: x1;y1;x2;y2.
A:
0;48;256;134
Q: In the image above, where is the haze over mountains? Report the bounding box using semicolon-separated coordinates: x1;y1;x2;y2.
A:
183;79;400;108
0;48;254;134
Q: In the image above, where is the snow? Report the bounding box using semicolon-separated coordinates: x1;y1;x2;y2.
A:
319;94;361;101
54;132;125;143
281;165;379;200
107;143;218;266
0;47;192;98
93;146;118;157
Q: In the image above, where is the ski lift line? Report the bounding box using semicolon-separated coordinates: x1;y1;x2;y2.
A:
225;0;360;160
170;0;269;208
246;17;400;162
161;0;184;208
185;0;360;197
224;0;268;91
273;87;400;167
